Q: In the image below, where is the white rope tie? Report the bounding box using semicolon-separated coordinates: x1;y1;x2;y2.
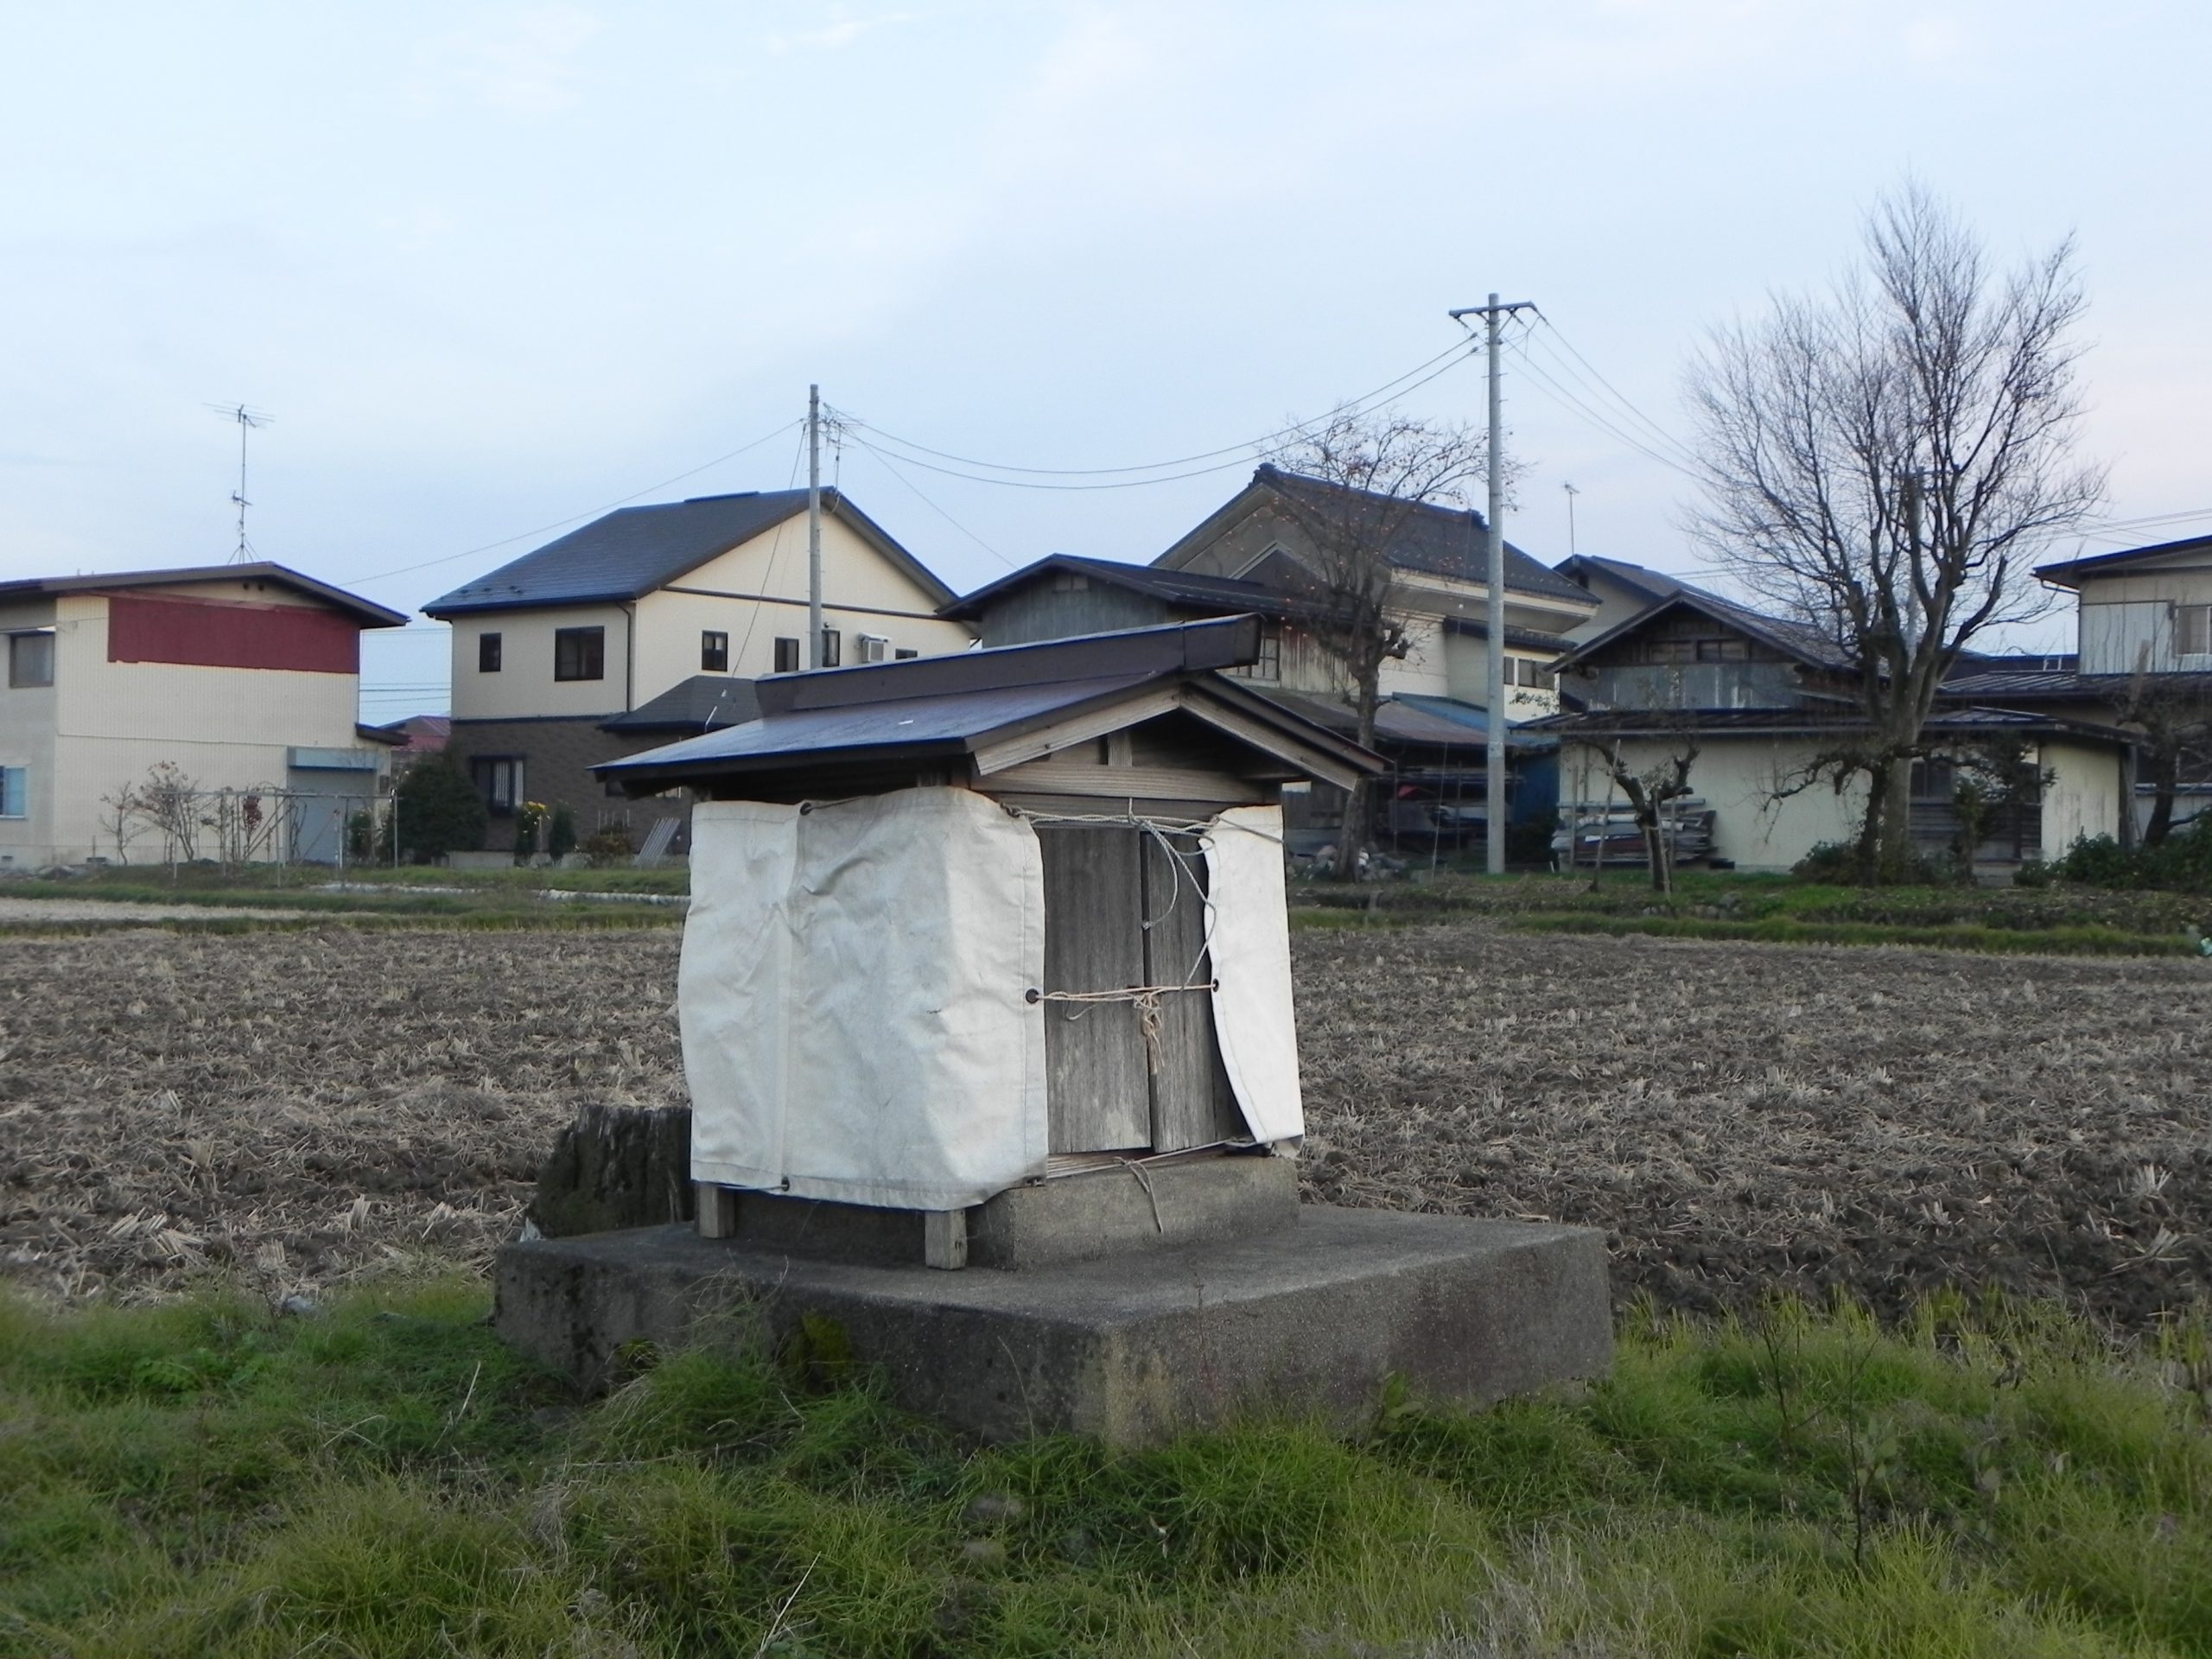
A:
1026;981;1219;1073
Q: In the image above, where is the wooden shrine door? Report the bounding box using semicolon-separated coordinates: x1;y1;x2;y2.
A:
1037;824;1244;1156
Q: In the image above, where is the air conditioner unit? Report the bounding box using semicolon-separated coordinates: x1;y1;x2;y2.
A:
857;634;892;664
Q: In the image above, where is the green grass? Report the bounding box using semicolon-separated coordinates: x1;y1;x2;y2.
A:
0;862;690;933
5;1282;2210;1656
1291;870;2212;957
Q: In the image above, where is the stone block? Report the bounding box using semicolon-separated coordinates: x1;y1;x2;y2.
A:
493;1205;1612;1444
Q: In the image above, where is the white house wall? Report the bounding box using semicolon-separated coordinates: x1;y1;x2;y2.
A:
1562;736;1866;873
2039;738;2124;855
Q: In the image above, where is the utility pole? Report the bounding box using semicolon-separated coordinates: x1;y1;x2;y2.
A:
1447;295;1535;874
807;384;824;670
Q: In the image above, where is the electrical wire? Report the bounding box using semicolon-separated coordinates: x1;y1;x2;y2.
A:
727;423;811;681
833;340;1474;481
1504;335;1703;480
1527;313;1702;467
842;436;1019;569
340;418;801;587
832;349;1477;493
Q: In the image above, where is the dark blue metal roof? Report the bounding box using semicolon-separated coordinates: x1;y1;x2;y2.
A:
423;489;957;616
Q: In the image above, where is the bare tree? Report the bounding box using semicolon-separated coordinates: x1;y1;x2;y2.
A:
1601;739;1700;893
1267;410;1494;880
2118;647;2212;848
1685;185;2105;880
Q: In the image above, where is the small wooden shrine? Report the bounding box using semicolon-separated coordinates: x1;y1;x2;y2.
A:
597;615;1378;1267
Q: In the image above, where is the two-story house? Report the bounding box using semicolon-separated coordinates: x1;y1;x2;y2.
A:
0;563;404;868
942;467;1598;850
424;488;974;848
1531;588;2129;872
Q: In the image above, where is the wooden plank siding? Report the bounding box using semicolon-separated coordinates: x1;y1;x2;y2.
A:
1141;830;1244;1151
1039;827;1153;1153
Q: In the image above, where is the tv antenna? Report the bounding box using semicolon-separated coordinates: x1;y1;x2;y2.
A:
1562;480;1580;557
207;404;274;562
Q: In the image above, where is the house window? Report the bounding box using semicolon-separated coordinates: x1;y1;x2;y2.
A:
820;628;841;668
9;631;54;689
478;632;502;673
2177;604;2212;658
1050;571;1090;593
701;630;729;672
773;636;800;674
857;634;890;664
0;765;26;818
894;647;918;660
470;755;524;817
1229;620;1282;683
553;626;604;682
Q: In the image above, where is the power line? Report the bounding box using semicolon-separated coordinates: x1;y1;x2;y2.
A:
832;349;1477;493
727;423;811;681
1505;337;1703;480
843;436;1019;569
1526;315;1702;467
834;340;1475;482
340;418;801;587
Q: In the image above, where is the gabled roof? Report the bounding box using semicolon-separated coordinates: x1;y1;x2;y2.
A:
601;675;763;735
940;552;1306;622
1529;705;2133;747
1554;589;1858;673
0;562;405;628
1441;617;1573;653
423;489;957;617
2037;531;2212;588
596;615;1382;794
1553;553;1700;605
1156;466;1594;606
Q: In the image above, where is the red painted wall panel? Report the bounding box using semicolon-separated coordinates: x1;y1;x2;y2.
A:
105;594;359;675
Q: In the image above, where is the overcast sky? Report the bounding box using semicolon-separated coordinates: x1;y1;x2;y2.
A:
6;1;2206;721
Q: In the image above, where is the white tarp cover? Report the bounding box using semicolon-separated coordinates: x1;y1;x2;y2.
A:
1201;804;1304;1145
682;789;1047;1210
681;789;1301;1211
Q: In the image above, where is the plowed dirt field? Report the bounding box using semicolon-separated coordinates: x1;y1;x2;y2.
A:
3;924;2205;1325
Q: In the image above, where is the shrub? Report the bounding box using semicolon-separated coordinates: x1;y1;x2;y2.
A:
1791;840;1953;887
547;803;578;861
581;826;635;868
512;801;548;863
2048;819;2212;893
386;756;486;865
345;810;376;862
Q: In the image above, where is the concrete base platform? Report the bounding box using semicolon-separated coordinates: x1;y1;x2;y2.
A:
494;1206;1611;1444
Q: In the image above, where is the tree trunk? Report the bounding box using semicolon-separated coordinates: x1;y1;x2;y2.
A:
1642;820;1671;893
2144;750;2177;848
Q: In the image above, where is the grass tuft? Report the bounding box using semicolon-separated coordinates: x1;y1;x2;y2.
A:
5;1280;2211;1656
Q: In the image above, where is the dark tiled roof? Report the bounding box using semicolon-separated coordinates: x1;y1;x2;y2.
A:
942;553;1305;621
1559;589;1857;674
423;490;955;616
1941;667;2212;703
601;676;763;734
1247;466;1593;604
1529;705;2130;744
1441;617;1573;653
1252;690;1553;753
0;562;405;628
596;616;1382;792
1553;553;1700;604
2037;531;2212;587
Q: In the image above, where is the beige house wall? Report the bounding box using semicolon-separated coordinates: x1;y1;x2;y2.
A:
1561;735;1866;873
445;513;974;718
0;596;60;865
1440;630;1561;721
0;590;382;868
2076;561;2212;675
2039;737;2125;855
448;602;632;721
